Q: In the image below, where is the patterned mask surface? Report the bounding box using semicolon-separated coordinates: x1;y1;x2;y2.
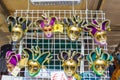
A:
58;51;83;78
7;16;31;42
6;51;21;73
86;47;114;76
36;16;56;38
22;46;52;77
85;19;110;45
63;16;84;41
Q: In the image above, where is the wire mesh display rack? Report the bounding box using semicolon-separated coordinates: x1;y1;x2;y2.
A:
2;10;110;80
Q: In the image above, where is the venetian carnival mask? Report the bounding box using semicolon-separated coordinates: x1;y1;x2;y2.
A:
36;16;56;38
22;46;52;77
85;19;110;45
7;16;31;42
6;51;21;73
58;51;83;77
63;16;84;41
86;47;114;76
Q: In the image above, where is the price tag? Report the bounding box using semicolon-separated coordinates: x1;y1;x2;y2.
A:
11;66;21;77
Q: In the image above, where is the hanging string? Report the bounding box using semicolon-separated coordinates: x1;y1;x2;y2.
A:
85;0;88;23
27;0;30;10
72;0;75;15
26;0;30;21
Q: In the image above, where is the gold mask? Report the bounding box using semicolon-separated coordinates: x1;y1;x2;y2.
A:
11;25;24;42
94;31;107;45
93;59;108;76
63;59;77;77
67;26;82;41
7;16;31;42
22;46;52;77
58;51;83;77
63;16;84;41
27;60;41;77
86;47;114;76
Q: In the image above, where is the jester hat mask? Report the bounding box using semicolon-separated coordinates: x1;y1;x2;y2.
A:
85;19;110;45
7;16;31;42
35;16;56;38
86;47;114;76
58;51;83;78
23;46;52;77
63;15;84;41
6;51;21;73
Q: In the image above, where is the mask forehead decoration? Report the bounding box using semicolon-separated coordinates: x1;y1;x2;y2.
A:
35;15;56;38
63;15;84;41
5;51;21;73
85;19;111;45
22;46;52;77
53;17;64;33
7;16;31;42
58;51;83;77
86;47;114;76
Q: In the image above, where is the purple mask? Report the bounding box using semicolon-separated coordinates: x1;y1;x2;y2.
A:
6;51;21;72
36;17;56;38
85;19;110;46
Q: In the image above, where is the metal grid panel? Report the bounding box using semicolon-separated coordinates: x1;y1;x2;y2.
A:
8;10;109;80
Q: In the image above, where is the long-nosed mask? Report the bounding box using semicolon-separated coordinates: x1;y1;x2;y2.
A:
22;46;52;77
86;47;114;76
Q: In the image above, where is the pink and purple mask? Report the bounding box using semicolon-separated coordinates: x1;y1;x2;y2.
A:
36;17;56;38
6;51;21;73
85;19;111;46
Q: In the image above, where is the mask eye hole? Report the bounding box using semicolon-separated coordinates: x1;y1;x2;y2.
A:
34;66;38;71
64;65;69;70
96;35;101;39
75;31;79;35
95;65;99;69
70;66;75;70
70;30;73;33
28;65;32;70
101;65;105;69
44;29;47;32
103;33;106;37
12;31;20;35
49;28;52;31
